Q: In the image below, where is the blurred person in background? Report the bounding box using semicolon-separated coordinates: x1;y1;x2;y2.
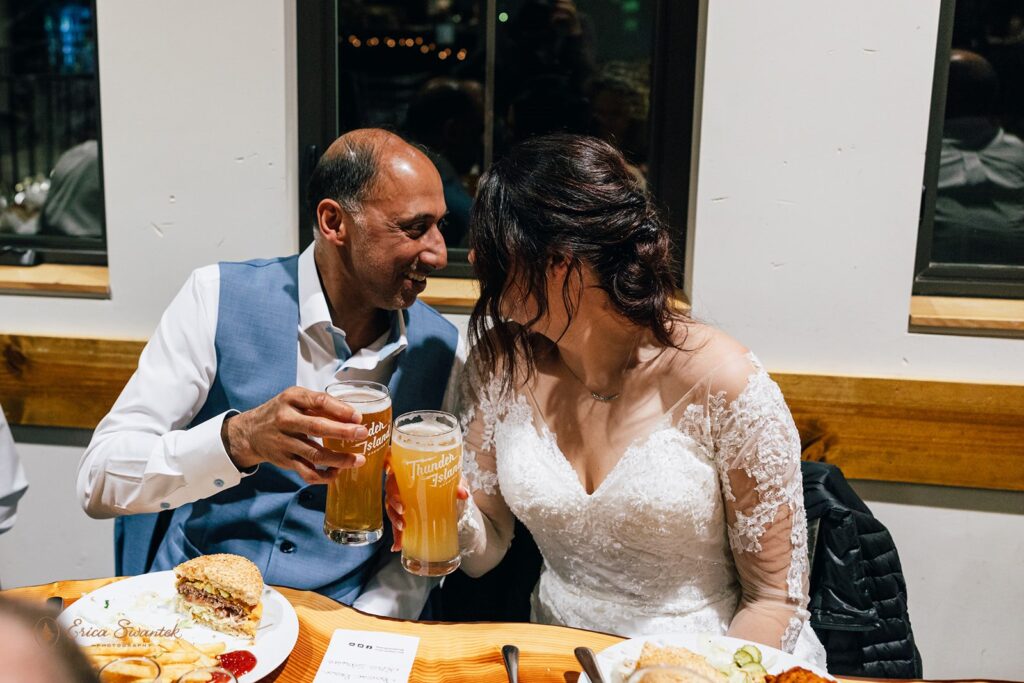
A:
933;49;1024;265
2;141;104;240
404;78;484;246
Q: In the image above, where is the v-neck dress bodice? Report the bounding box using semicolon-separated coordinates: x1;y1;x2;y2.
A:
457;351;826;668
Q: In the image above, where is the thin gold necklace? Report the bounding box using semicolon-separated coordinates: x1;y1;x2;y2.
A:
559;333;640;402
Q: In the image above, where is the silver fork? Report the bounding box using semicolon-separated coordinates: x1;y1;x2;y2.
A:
575;646;607;683
502;644;520;683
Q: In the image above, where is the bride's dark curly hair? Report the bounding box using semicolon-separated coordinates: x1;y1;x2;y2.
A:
469;134;688;395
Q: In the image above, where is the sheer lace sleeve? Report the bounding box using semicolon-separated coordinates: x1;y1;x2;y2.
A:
456;359;516;577
709;353;810;652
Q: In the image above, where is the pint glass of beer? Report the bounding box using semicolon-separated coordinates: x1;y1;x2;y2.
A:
323;380;392;545
390;410;463;576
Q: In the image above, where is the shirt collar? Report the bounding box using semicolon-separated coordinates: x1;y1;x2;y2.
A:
298;244;333;334
298;244;408;365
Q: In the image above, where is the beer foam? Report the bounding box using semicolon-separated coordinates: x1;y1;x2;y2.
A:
393;418;460;451
326;387;391;414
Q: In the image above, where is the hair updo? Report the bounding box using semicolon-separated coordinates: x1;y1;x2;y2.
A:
469;133;687;394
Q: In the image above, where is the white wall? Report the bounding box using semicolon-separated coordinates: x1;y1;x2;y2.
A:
689;2;1024;678
0;436;112;590
689;1;1022;384
0;0;299;339
0;0;1022;679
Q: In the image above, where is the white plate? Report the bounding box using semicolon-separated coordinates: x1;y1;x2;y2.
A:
582;633;832;683
58;571;299;682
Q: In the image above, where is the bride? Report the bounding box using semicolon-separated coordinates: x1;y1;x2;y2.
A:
388;134;826;666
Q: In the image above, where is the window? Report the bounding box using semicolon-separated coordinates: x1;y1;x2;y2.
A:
297;0;699;279
915;0;1024;299
0;0;105;267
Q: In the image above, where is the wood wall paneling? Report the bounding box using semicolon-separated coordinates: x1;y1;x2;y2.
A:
777;373;1024;492
0;334;142;429
1;334;1022;491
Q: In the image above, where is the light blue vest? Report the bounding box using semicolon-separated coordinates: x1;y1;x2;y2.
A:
115;255;458;605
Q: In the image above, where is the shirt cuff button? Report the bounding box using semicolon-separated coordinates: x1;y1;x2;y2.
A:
213;478;224;487
159;502;170;510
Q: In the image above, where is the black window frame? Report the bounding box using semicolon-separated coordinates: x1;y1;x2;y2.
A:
913;0;1024;300
0;0;107;268
296;0;700;283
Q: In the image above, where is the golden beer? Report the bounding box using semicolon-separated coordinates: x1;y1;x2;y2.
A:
390;410;462;576
323;381;392;545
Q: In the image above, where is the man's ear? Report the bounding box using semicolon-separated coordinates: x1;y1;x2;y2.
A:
316;198;353;245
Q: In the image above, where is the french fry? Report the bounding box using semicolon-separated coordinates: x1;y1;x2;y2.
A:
159;663;204;682
97;662;159;679
83;634;226;682
171;673;213;683
195;641;226;656
174;637;216;667
150;652;200;664
82;644;158;657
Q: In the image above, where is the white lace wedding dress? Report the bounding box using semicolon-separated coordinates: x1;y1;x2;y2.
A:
457;349;827;668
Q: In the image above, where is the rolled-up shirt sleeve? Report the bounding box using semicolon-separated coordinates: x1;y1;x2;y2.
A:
77;266;253;518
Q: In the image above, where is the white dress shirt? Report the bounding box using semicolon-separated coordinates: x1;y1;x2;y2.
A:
0;405;29;536
78;244;465;618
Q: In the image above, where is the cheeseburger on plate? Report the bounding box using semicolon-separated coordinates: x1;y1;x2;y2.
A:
174;554;263;639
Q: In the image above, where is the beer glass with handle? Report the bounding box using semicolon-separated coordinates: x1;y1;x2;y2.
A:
323;381;392;545
390;410;462;576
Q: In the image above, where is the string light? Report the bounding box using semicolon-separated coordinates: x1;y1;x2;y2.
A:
346;34;468;58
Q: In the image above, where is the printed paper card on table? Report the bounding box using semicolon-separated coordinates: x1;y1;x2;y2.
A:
313;629;420;683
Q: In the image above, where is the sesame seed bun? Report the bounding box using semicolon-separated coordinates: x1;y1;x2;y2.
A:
173;554;263;608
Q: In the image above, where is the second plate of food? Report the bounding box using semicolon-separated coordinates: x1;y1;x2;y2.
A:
583;633;832;683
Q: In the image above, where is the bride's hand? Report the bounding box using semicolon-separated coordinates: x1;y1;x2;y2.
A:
385;472;470;552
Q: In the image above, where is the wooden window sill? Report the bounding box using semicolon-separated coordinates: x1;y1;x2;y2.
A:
0;264;109;298
419;277;693;315
420;277;479;313
910;295;1024;337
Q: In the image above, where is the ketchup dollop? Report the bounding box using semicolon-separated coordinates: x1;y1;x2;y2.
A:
217;650;258;679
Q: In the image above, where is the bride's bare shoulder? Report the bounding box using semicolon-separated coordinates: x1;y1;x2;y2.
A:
670;321;748;368
665;322;757;395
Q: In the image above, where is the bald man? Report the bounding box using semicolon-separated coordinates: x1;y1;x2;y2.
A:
78;130;463;617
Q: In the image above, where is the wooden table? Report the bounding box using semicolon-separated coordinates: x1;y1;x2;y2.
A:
0;578;1002;683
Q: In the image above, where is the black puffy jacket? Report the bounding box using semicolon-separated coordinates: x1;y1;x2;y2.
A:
803;461;924;678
